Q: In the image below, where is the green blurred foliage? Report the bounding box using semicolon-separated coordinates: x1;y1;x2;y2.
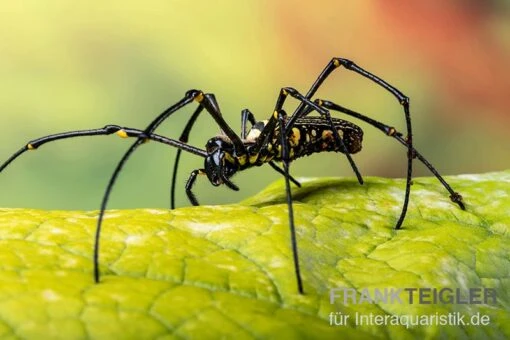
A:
0;1;509;210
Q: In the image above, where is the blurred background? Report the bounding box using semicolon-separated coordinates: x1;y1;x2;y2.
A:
1;0;509;210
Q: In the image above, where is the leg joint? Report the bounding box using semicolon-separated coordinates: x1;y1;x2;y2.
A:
386;127;397;136
333;58;353;69
103;125;121;133
185;89;204;102
281;87;298;96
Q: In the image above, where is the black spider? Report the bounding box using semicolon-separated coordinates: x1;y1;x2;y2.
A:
0;58;465;294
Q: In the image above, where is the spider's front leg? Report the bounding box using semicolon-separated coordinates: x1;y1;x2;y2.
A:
171;105;204;209
0;125;207;175
174;93;248;208
94;90;249;283
170;93;248;209
240;109;257;139
185;169;205;206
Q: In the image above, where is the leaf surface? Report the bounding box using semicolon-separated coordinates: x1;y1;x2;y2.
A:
0;171;509;339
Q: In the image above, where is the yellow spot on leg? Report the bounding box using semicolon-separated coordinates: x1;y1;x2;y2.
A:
333;59;340;67
27;143;36;150
116;130;129;138
194;92;204;103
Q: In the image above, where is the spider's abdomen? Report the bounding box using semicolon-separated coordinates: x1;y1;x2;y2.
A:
266;117;363;162
239;116;363;168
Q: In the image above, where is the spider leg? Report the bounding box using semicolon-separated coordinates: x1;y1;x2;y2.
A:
171;98;255;209
241;108;301;187
94;91;199;283
267;162;301;188
0;125;206;174
183;165;239;207
93;90;244;282
171;105;204;209
287;58;413;230
315;99;465;211
185;169;205;206
240;108;257;139
276;109;304;295
201;93;246;153
94;90;249;283
250;85;367;294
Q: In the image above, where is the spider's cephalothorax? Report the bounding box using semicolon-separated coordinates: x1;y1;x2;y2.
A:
203;136;237;187
0;57;465;295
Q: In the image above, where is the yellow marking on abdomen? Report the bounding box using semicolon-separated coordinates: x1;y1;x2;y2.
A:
322;130;333;140
289;127;301;147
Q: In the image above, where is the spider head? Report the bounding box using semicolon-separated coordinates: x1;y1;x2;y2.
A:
204;137;239;191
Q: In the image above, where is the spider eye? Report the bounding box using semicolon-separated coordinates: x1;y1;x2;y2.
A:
205;139;219;152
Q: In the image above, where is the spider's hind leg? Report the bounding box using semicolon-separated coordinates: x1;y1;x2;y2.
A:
286;58;414;230
316;99;465;212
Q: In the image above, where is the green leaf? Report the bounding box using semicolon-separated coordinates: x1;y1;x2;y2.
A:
0;171;509;339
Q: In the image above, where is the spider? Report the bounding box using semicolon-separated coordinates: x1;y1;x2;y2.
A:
0;58;465;294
